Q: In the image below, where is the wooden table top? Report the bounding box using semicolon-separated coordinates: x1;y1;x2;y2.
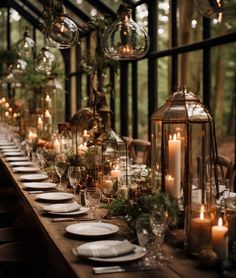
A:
0;155;233;278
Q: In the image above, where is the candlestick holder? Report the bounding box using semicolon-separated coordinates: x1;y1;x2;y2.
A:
150;86;219;250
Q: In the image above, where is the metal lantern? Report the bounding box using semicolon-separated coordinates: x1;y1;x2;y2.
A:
101;129;128;197
151;87;219;250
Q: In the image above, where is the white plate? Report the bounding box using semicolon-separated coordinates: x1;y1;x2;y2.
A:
6;157;30;162
4;152;24;156
74;240;146;262
13;166;40;173
0;142;15;146
19;174;48;181
1;147;19;151
23;182;57;190
66;222;119;237
46;207;89;216
36;192;74;202
9;161;34;167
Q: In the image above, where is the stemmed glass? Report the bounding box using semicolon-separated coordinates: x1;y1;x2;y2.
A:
55;155;68;190
85;187;101;219
149;205;172;265
100;176;118;218
67;166;81;202
136;214;157;266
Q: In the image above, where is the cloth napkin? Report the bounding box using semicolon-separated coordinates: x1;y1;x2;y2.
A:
43;202;81;213
76;240;136;258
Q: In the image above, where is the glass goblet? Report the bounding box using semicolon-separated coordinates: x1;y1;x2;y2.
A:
55;155;68;190
149;205;172;265
67;166;81;202
85;187;101;219
100;176;118;218
136;214;157;266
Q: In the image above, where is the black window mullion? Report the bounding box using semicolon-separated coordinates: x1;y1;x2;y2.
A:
171;0;178;91
120;62;129;136
132;61;138;138
76;43;82;110
147;0;158;139
109;67;115;129
203;17;211;110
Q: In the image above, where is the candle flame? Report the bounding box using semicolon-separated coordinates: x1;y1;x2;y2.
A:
200;204;204;220
218;217;223;227
177;132;180;139
84;130;87;135
173;133;176;140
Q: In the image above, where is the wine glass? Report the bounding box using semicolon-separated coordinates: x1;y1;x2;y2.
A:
55;155;68;190
136;214;157;266
149;205;172;265
84;187;101;219
67;166;81;202
100;176;118;218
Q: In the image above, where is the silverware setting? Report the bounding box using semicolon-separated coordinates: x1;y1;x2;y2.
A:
93;265;161;274
52;217;97;222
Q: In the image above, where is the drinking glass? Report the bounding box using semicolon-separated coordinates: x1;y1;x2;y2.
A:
67;166;81;201
149;205;172;264
100;176;118;218
136;214;157;266
85;187;101;219
55;155;68;190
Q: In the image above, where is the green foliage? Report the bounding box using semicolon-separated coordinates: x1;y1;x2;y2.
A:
67;154;83;167
0;50;17;77
110;196;132;216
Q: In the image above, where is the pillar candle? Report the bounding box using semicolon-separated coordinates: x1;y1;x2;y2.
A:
45;110;52;125
37;117;43;130
54;139;60;153
190;205;212;254
82;130;90;146
165;175;174;196
45;94;52;108
168;133;181;198
119;185;128;199
212;217;228;260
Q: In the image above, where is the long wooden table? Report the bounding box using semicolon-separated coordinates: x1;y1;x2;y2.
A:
0;155;231;278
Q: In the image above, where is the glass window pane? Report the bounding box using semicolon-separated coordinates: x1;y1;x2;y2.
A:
178;50;202;94
70;0;102;17
158;0;170;50
211;43;236;160
0;9;7;50
177;0;203;46
137;59;148;139
157;57;169;105
136;3;148;33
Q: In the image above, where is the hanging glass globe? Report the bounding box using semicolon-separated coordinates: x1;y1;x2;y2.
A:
45;5;79;49
101;3;150;60
12;59;27;76
35;47;55;74
17;27;35;59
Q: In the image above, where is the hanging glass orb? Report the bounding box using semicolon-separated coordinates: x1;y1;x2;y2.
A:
101;3;150;60
12;59;27;76
45;5;79;49
35;47;55;74
17;28;35;59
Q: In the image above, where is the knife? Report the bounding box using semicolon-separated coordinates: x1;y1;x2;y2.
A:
93;265;161;274
52;217;96;222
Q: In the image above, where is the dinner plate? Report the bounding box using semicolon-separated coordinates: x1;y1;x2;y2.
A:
66;222;119;237
45;206;89;216
19;174;48;181
23;182;57;190
1;147;19;151
13;166;40;173
9;161;34;167
73;240;146;262
4;152;24;156
0;142;15;146
6;157;30;162
36;192;74;202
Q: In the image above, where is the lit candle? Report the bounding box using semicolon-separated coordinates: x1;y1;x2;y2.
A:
111;167;122;179
28;131;37;143
119;185;128;199
78;143;88;157
190;205;212;254
37;116;43;130
45;94;52;108
212;217;228;260
168;133;181;198
45;109;52;125
165;175;174;196
54;138;60;153
82;130;90;146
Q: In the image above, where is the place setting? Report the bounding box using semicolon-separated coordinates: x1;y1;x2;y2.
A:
12;166;41;173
